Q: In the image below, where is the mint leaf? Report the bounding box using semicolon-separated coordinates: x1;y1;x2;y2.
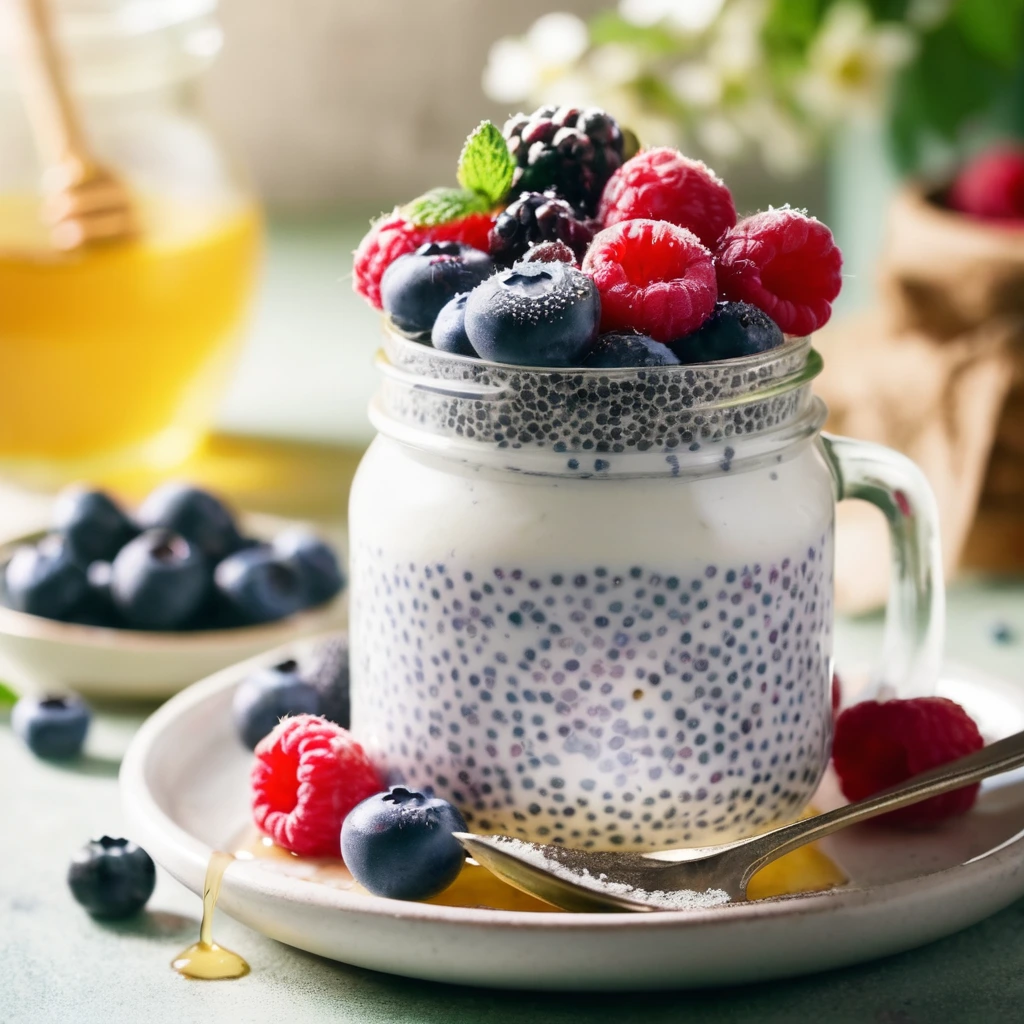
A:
0;680;18;707
403;187;489;228
457;121;514;206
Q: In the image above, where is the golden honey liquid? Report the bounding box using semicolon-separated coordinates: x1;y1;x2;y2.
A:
171;850;250;980
0;193;261;480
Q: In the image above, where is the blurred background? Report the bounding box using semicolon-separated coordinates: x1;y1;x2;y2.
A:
1;0;1023;607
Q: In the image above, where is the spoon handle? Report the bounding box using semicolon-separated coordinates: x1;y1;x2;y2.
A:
736;726;1024;890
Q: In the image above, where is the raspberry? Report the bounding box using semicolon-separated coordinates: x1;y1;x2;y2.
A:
714;208;842;336
582;219;717;342
947;146;1024;222
353;210;493;310
832;697;984;826
519;240;577;266
251;714;380;857
831;671;841;715
488;191;593;266
598;147;736;249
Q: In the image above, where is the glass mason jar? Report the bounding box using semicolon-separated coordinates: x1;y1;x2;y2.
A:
349;332;944;851
0;0;261;485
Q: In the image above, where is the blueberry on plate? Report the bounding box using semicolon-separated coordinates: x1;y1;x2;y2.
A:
4;534;88;619
303;633;350;728
53;486;137;565
232;658;322;749
68;836;156;919
110;529;209;630
273;528;345;605
465;262;600;367
135;483;244;563
584;332;680;368
672;301;784;363
214;546;309;625
341;786;468;901
382;242;494;335
12;693;90;759
431;293;476;357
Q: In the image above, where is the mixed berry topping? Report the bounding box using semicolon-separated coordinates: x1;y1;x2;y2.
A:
488;190;593;267
583;331;680;368
671;300;785;363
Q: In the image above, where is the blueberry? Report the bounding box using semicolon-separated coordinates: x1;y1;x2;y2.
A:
672;301;784;363
4;535;88;619
341;786;467;901
214;546;308;625
584;332;680;368
67;836;156;919
232;658;321;749
465;262;600;366
110;529;209;630
53;487;137;564
991;621;1015;645
67;561;120;627
432;293;476;356
303;633;350;728
382;242;494;334
273;529;345;605
12;693;90;759
136;483;244;563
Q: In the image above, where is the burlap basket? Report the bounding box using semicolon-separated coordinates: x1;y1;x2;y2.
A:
816;185;1024;612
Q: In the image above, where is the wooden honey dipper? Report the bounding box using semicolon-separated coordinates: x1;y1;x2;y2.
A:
17;0;137;250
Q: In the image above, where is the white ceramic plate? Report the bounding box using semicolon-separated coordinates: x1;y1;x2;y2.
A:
121;657;1024;991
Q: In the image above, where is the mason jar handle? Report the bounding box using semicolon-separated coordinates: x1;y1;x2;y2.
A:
820;432;945;699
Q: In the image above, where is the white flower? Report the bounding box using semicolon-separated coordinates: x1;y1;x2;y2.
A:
669;62;722;108
733;98;815;175
796;2;917;121
587;44;643;88
619;0;725;34
696;114;745;160
707;0;768;79
482;12;589;105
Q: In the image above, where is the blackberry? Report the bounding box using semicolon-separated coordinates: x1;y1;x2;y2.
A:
489;191;593;267
503;105;625;216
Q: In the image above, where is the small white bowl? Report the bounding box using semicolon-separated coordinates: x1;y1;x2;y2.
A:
0;520;347;700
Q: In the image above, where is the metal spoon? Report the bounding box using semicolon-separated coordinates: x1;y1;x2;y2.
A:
456;727;1024;912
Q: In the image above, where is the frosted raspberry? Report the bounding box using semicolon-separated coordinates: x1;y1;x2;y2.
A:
582;219;717;342
947;146;1024;222
353;210;494;310
598;147;736;248
714;208;842;336
832;697;983;826
251;714;380;857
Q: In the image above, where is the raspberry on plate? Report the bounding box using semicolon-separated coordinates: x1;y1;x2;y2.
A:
598;147;736;249
947;145;1024;222
353;210;493;310
832;697;984;826
714;207;842;336
251;714;380;857
582;219;717;342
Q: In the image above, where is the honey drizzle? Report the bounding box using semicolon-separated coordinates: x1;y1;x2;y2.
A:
171;851;250;980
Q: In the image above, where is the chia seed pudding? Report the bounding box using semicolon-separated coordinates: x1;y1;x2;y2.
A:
350;333;838;850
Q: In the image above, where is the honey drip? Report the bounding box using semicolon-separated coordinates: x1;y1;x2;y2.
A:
171;851;250;980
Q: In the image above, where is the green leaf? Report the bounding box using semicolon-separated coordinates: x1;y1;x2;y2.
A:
457;122;514;206
953;0;1024;70
588;11;680;53
0;680;18;707
402;187;489;228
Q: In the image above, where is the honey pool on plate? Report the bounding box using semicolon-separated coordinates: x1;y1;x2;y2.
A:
0;193;260;479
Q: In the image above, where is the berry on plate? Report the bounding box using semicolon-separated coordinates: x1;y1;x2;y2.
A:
353;210;494;310
832;697;984;826
584;332;679;368
67;836;156;919
136;483;244;564
214;546;309;625
947;146;1024;222
381;242;493;334
110;529;208;630
12;693;90;759
715;208;842;336
503;105;625;215
432;293;476;356
273;528;346;606
582;219;717;342
488;191;593;267
465;262;600;366
598;147;736;249
672;301;784;363
251;715;380;857
232;658;322;750
53;486;137;565
303;633;351;729
341;786;467;901
4;534;88;619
